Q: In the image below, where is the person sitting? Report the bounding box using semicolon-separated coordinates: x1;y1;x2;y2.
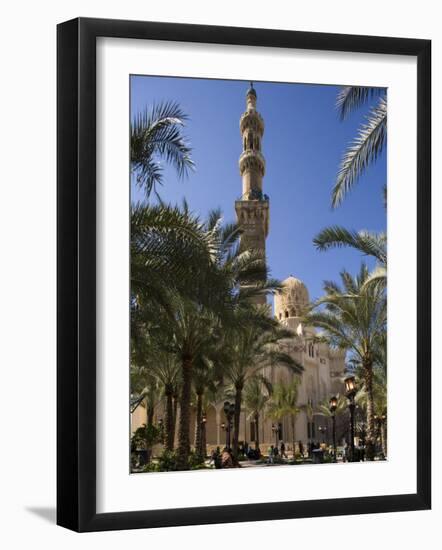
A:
221;447;234;468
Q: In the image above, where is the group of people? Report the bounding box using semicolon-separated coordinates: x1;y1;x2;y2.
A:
209;439;342;468
209;446;236;469
267;440;310;463
209;441;262;468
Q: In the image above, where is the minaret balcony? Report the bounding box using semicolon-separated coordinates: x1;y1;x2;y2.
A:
236;189;270;202
240;110;264;134
239;149;265;176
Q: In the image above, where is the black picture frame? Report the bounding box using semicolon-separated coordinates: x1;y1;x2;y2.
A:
57;17;431;532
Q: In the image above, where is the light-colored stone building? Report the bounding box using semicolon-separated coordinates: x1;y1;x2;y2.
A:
131;85;346;453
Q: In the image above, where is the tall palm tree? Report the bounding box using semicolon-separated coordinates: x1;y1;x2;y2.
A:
244;377;271;453
332;87;387;208
131;101;195;198
148;209;279;469
157;293;221;469
267;379;301;456
223;324;303;459
305;264;386;459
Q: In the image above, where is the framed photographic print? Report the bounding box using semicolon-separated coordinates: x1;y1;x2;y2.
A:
57;17;431;532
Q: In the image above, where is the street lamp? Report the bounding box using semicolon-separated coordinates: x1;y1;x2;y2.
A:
329;396;337;462
344;375;357;462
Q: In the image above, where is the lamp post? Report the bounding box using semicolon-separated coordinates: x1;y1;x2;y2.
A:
223;401;235;450
221;422;227;448
344;375;357;462
329;396;337;462
201;413;207;458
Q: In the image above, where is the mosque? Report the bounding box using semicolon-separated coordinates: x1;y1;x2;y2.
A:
131;84;346;453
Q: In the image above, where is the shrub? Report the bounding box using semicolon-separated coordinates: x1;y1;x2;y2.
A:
188;450;205;468
142;462;160;473
157;449;179;471
131;424;161;450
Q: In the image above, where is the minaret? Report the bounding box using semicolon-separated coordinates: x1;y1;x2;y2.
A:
235;84;270;306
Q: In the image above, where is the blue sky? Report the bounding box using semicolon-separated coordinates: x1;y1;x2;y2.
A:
130;76;386;303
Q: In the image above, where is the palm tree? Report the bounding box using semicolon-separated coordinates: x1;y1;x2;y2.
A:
267;379;301;457
332;87;387;208
147;209;278;469
157;293;221;469
305;264;386;459
223;324;303;459
131;101;195;198
243;377;271;453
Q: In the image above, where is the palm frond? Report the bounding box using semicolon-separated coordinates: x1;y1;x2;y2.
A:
314;226;387;265
336;86;385;120
332;96;387;208
131;101;195;197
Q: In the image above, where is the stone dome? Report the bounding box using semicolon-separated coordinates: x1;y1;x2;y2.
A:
274;276;310;320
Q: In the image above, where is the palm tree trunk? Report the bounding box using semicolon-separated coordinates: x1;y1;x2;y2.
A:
165;384;174;452
364;360;375;460
232;382;243;460
194;391;203;461
381;421;387;457
171;391;179;445
177;355;193;469
254;413;260;452
147;405;154;428
291;415;296;458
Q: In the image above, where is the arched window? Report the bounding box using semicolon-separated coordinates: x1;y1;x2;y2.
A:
285;310;289;318
279;312;282;320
